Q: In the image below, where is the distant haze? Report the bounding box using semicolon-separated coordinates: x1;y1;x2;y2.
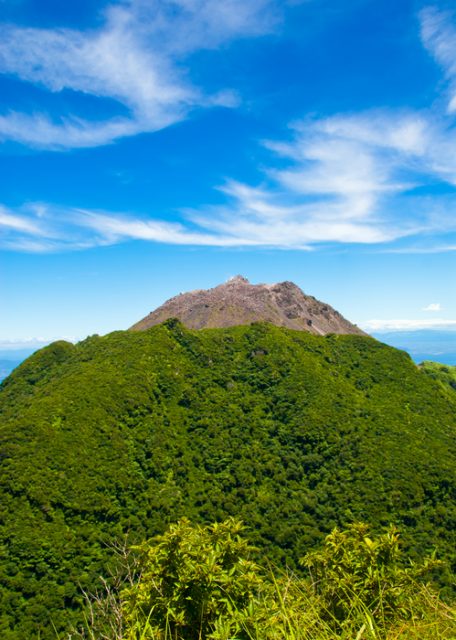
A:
372;330;456;366
0;347;48;381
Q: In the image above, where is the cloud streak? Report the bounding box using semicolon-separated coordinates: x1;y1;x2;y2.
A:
362;318;456;331
4;104;456;251
3;4;456;250
420;6;456;112
0;337;77;350
422;303;442;311
0;0;276;148
181;108;456;248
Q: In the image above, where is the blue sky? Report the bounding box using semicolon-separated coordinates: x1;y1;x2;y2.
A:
1;0;456;348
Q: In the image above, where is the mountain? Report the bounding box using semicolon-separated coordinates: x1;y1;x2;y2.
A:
1;321;455;638
0;348;43;382
131;276;365;335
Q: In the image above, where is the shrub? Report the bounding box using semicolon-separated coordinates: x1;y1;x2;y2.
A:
121;518;266;640
75;520;455;640
301;522;441;630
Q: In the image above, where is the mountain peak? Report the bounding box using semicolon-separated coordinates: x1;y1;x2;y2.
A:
130;278;365;335
226;275;250;284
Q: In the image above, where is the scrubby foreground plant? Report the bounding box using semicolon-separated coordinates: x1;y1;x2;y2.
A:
121;518;268;639
74;519;455;640
302;522;443;629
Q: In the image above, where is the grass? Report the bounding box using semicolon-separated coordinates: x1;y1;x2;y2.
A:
69;520;456;640
72;575;456;640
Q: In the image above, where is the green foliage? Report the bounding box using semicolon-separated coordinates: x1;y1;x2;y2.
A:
302;522;440;629
82;519;456;640
122;518;265;640
420;361;456;396
0;322;455;637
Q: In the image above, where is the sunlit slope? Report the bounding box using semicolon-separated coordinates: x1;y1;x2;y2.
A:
420;360;456;395
0;321;455;638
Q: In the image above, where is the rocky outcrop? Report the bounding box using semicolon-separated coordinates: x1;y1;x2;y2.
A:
130;276;365;336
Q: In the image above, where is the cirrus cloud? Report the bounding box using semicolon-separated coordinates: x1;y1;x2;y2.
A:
4;104;456;252
0;0;277;149
362;318;456;331
421;5;456;112
422;303;442;311
3;5;456;250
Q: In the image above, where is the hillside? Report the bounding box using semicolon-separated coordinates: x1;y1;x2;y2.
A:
0;322;455;638
420;361;456;395
130;276;365;335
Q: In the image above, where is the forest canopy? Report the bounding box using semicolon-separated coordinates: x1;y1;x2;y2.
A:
0;321;455;638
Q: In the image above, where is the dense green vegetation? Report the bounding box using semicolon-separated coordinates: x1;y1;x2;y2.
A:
0;321;455;638
79;519;455;640
420;361;456;396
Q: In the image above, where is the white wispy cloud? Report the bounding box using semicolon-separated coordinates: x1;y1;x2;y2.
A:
422;303;442;311
0;202;269;251
420;6;456;112
4;5;456;249
182;110;456;248
362;318;456;331
383;243;456;254
0;0;276;149
3;106;456;251
0;205;47;235
4;87;456;253
78;208;267;247
0;337;78;351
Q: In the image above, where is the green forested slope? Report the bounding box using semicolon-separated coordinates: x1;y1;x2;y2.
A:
0;321;455;638
420;360;456;395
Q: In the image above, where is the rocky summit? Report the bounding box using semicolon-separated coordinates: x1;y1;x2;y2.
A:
130;275;365;335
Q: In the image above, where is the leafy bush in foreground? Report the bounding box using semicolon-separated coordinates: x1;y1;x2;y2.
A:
122;518;265;640
302;522;441;630
75;519;455;640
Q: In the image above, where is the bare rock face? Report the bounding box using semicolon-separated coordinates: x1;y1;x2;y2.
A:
130;276;365;336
